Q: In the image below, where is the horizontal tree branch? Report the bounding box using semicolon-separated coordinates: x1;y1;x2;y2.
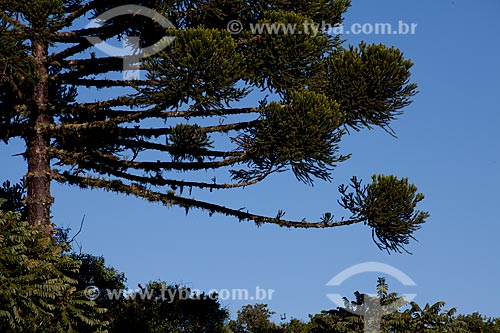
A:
55;161;267;191
47;105;165;131
53;0;102;32
0;122;28;140
68;97;137;109
50;23;129;61
50;148;248;172
54;57;132;80
117;121;257;138
57;104;260;120
52;171;363;229
48;119;257;140
57;79;148;88
115;138;241;158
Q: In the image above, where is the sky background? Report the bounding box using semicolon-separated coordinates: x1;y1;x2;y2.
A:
1;0;500;321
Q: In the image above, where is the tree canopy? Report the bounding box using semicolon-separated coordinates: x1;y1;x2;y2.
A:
1;0;426;251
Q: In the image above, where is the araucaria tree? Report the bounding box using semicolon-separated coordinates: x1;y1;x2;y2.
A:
0;0;428;252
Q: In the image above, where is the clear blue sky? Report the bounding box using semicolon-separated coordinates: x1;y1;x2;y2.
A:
1;0;499;321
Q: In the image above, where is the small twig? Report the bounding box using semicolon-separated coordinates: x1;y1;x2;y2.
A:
75;239;83;255
69;214;85;244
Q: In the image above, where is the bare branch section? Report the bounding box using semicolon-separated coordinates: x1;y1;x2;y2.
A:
55;57;128;80
52;1;101;32
55;104;260;123
115;139;241;158
116;121;257;138
50;23;129;61
52;171;363;229
58;79;150;88
50;148;247;172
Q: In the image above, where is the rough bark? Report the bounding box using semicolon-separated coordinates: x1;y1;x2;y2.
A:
26;40;53;236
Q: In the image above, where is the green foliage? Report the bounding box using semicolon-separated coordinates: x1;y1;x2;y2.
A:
339;175;429;253
140;28;248;111
315;42;417;133
278;318;310;333
0;207;107;332
228;304;280;333
0;180;26;219
237;91;348;184
2;0;65;30
110;281;229;333
71;254;126;295
168;124;214;162
384;301;467;333
456;313;500;333
241;11;331;93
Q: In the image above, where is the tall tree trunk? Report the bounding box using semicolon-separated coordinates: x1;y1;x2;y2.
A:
26;40;53;236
